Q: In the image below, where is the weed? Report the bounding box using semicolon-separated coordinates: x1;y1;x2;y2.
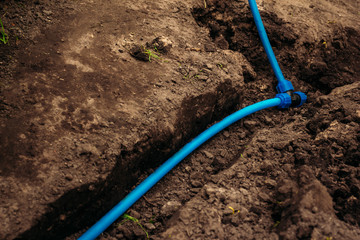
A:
204;0;207;9
120;213;149;239
272;220;280;228
143;46;160;62
216;63;224;69
0;18;9;44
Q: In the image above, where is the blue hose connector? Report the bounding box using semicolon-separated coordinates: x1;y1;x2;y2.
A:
293;91;307;107
276;80;294;94
276;93;292;109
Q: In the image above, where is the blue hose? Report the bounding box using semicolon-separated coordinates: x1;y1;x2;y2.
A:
78;97;281;240
248;0;293;93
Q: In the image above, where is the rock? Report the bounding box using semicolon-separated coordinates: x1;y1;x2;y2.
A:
65;174;73;181
203;150;214;159
144;223;156;230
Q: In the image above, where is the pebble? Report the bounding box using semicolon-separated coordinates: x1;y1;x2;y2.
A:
203;150;214;159
65;174;73;181
144;223;156;230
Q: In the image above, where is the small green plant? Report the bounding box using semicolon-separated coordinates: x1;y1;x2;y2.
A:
272;220;280;228
0;18;9;44
143;46;160;62
204;0;207;9
216;63;224;69
120;213;149;239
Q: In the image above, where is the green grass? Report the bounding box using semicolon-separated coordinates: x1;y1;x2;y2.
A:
120;213;149;239
143;46;160;62
0;18;9;44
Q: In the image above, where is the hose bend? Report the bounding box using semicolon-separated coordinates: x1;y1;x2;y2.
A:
78;98;281;240
248;0;294;93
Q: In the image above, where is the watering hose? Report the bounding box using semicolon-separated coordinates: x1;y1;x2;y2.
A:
248;0;293;93
78;98;281;240
78;1;307;239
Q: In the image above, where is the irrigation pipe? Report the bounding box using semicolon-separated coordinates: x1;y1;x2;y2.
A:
78;98;282;240
248;0;293;93
78;1;306;239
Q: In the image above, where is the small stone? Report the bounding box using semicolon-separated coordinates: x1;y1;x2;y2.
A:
65;174;73;181
223;131;230;138
203;150;214;159
144;223;156;230
59;214;66;221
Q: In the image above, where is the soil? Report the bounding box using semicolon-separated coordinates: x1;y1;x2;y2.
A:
0;0;359;240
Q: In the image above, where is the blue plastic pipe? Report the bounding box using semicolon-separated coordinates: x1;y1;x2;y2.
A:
248;0;293;93
78;97;281;240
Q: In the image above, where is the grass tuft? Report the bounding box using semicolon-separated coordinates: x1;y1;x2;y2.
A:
0;18;9;44
120;213;149;239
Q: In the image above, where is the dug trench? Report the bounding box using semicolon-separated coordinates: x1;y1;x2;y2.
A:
72;1;360;239
16;80;241;240
1;0;359;239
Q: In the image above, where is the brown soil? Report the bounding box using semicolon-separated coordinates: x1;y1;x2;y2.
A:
0;0;359;240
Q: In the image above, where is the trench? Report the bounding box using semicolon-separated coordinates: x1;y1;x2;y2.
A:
15;1;360;239
16;80;241;240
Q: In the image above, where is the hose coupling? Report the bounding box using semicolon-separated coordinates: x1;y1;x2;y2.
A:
276;91;307;109
276;79;294;93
